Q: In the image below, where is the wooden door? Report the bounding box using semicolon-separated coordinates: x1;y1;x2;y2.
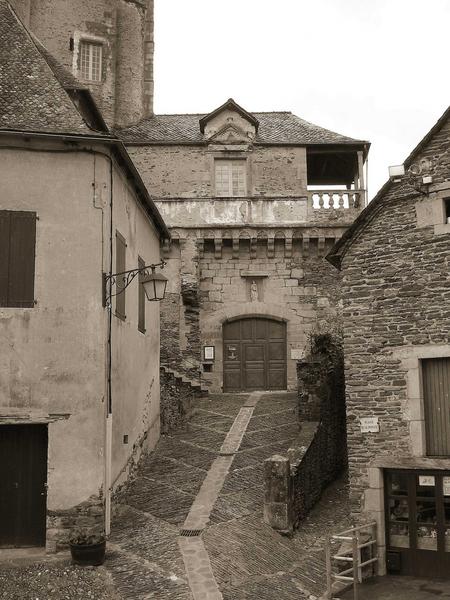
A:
422;358;450;456
223;317;287;392
0;425;48;547
385;469;450;577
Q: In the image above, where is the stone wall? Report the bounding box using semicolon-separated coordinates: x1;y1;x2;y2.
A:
160;367;205;434
338;114;450;511
9;0;154;125
47;496;104;552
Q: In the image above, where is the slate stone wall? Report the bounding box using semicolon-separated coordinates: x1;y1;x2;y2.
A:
339;115;450;511
159;367;201;434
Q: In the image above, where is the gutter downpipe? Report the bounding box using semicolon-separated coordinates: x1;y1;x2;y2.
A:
105;153;114;537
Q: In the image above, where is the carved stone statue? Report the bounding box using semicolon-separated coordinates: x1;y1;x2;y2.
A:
250;280;258;302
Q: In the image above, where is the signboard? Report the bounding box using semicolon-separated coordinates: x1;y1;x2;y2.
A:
290;348;304;360
443;477;450;496
203;346;215;361
360;417;380;433
419;475;435;487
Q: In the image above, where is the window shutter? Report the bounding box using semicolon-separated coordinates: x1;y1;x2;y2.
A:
138;256;145;333
115;231;126;319
0;212;11;307
8;212;36;308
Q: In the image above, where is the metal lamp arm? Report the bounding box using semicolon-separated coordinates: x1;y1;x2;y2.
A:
103;260;166;305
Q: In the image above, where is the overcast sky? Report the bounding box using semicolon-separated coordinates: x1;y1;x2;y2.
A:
154;0;450;199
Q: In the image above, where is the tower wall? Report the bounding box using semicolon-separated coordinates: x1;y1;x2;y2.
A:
9;0;154;126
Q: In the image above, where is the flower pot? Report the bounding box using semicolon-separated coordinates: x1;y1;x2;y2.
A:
70;540;106;566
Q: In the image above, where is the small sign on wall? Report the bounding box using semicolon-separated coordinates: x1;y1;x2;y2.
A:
290;348;304;360
203;346;215;361
360;417;380;433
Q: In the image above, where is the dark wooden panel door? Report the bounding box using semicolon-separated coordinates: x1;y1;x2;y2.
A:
422;358;450;456
0;425;48;547
223;317;287;392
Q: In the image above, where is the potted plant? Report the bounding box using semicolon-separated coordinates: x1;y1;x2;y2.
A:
69;527;106;566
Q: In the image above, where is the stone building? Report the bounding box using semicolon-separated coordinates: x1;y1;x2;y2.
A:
119;98;370;392
9;0;154;126
0;1;168;551
327;107;450;578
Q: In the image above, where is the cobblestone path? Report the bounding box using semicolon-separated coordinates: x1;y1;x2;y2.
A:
107;391;351;600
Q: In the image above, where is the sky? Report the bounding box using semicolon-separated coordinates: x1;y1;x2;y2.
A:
153;0;450;199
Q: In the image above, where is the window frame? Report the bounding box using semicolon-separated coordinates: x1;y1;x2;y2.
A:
78;39;103;82
214;159;247;197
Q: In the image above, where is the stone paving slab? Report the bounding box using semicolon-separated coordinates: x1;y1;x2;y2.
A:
156;438;218;471
182;456;234;531
178;537;222;600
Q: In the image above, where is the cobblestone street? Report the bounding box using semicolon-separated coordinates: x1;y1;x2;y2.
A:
107;391;352;599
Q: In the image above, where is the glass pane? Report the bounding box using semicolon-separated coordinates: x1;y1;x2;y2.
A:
387;472;408;495
389;522;409;548
417;525;438;551
416;474;436;498
417;500;437;525
388;498;409;522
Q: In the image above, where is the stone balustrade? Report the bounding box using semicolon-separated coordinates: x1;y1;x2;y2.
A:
308;189;364;210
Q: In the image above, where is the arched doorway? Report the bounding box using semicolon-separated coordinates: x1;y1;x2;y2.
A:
223;316;287;392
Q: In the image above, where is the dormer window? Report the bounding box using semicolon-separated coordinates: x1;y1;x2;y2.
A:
79;40;102;82
215;160;246;197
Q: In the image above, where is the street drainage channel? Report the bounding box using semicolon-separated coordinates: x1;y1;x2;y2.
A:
177;392;262;600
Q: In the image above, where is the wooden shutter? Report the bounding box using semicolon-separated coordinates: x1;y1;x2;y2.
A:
422;357;450;456
138;256;145;333
115;231;126;320
0;210;36;308
0;211;10;307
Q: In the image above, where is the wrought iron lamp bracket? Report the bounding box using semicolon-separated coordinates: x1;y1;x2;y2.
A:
103;260;166;307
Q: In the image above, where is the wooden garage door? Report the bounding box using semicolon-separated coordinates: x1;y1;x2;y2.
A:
223;317;287;392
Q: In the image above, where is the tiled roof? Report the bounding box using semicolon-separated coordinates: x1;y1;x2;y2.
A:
0;0;101;135
118;111;367;146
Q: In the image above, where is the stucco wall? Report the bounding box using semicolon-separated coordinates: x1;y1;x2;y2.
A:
110;161;162;489
0;141;106;512
0;137;163;548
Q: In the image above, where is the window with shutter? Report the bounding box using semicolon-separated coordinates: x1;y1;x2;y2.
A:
0;211;36;308
215;160;247;197
115;231;126;320
138;256;146;333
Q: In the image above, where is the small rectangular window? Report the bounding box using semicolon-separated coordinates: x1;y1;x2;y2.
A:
138;256;146;333
79;41;102;82
115;231;126;320
0;211;36;308
215;160;246;197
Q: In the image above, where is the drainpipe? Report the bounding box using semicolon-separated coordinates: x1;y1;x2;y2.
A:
104;153;114;536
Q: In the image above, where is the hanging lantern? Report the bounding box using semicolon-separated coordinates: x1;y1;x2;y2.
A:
141;267;168;301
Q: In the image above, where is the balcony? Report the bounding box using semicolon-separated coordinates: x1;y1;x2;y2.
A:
154;190;365;230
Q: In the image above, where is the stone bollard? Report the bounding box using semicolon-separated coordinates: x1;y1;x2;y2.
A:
263;454;293;535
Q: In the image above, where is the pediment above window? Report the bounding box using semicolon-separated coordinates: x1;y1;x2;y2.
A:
200;98;258;142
